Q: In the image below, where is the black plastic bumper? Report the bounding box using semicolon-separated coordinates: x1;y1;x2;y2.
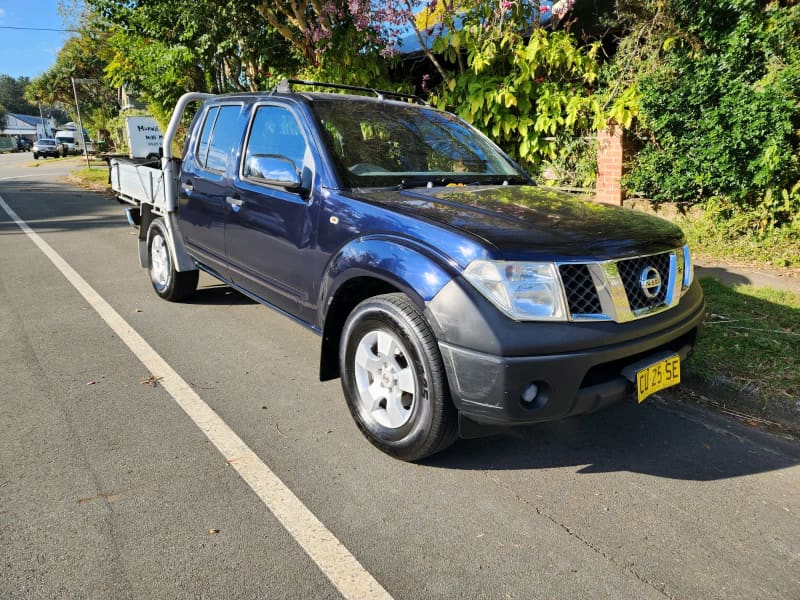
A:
427;279;705;427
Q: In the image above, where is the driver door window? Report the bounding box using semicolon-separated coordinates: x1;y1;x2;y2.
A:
243;106;308;183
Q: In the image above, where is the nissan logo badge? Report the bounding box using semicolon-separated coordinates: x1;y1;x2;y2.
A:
639;266;662;299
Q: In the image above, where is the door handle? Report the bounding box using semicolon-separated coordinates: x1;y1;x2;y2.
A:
226;196;244;212
181;181;194;192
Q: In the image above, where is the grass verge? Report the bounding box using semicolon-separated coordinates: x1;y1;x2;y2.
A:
625;198;800;268
25;155;89;168
67;165;111;192
683;277;800;433
675;208;800;267
678;214;800;269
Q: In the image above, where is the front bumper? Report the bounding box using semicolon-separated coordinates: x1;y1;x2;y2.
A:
426;279;704;427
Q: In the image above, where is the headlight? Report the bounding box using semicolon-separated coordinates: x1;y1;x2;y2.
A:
463;260;567;321
682;244;693;292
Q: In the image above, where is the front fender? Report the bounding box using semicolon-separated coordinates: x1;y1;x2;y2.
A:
316;236;460;381
318;236;456;322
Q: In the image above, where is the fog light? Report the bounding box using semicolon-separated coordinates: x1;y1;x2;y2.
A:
521;383;539;404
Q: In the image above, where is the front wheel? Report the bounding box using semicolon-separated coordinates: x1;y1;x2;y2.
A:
340;293;457;461
147;218;198;302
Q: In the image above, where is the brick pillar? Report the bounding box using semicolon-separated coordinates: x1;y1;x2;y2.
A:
595;123;625;206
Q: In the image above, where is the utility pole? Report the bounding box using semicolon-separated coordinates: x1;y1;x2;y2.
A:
71;77;98;168
35;95;47;138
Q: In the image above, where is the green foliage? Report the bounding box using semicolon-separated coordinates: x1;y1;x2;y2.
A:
678;194;800;267
537;134;597;188
102;108;149;153
90;0;300;120
25;17;119;134
429;4;607;173
624;2;800;213
293;25;393;89
104;32;203;128
0;75;38;115
88;0;394;119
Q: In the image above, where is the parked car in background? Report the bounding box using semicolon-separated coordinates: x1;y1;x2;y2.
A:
14;137;31;152
32;138;63;159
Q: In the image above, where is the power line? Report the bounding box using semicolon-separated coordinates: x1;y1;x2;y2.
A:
0;25;79;33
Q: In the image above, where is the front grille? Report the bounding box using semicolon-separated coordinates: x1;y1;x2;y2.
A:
559;264;602;315
557;250;677;321
616;252;671;312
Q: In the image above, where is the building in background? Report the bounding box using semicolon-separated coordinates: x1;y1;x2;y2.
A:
1;113;55;141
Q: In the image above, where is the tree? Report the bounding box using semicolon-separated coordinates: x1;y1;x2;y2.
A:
0;75;38;115
85;0;304;123
251;0;386;67
93;0;400;89
383;0;610;174
25;16;119;133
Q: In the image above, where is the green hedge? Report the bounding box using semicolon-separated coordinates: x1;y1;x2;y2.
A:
625;2;800;215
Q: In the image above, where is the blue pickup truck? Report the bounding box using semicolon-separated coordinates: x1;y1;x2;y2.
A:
109;80;704;461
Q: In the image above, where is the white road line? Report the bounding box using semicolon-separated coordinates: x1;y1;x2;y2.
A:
0;194;393;600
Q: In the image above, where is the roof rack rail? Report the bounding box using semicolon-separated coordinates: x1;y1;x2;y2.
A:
275;79;427;105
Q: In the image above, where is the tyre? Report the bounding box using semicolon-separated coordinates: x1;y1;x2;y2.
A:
147;218;198;301
33;153;38;160
340;293;457;461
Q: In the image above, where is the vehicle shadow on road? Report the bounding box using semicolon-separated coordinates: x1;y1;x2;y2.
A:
425;400;800;481
186;284;256;306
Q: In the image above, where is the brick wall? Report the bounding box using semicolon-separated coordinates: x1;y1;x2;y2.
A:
595;123;625;205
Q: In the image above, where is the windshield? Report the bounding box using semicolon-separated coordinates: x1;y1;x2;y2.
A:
308;98;527;189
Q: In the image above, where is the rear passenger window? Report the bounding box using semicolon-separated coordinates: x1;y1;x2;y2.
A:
195;105;241;173
243;106;308;176
196;107;218;168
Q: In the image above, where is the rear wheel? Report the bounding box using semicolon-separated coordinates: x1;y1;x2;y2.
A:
147;218;198;301
340;293;457;461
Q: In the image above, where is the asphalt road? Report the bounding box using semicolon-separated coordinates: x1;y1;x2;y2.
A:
1;152;799;600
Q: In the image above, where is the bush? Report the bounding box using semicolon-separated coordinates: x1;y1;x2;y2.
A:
678;192;800;267
624;2;800;210
428;3;611;174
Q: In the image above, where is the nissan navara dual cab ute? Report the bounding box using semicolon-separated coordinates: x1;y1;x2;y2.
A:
122;81;704;461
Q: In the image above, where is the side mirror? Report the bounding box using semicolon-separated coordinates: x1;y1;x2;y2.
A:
244;154;302;191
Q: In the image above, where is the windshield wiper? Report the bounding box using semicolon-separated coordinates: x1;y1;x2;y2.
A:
397;178;437;190
396;174;530;190
467;175;530;186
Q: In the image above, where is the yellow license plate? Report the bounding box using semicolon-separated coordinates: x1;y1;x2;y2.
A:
636;354;680;403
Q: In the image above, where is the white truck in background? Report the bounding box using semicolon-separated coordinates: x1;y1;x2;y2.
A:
54;129;79;155
55;125;94;155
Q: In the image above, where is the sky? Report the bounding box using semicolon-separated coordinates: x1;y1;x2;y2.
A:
0;0;74;79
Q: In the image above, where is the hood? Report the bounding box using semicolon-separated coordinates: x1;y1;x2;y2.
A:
357;185;685;260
